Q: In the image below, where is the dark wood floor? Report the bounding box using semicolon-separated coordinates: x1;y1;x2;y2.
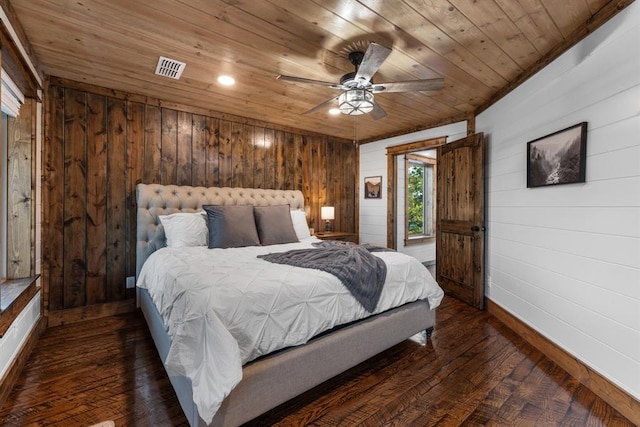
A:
0;296;633;427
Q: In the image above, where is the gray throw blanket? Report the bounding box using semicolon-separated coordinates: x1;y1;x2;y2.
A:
257;241;389;313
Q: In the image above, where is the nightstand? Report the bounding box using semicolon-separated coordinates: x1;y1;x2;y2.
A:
315;231;357;243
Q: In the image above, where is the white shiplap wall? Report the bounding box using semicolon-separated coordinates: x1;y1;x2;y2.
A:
477;2;640;401
359;122;467;262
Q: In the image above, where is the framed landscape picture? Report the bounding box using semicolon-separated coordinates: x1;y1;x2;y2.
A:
364;176;382;199
527;122;587;188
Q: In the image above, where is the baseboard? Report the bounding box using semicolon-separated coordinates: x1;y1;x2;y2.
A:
487;299;640;425
47;299;137;327
0;316;46;409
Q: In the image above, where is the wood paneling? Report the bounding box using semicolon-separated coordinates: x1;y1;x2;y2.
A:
230;122;243;188
6;98;36;278
106;98;127;303
142;105;161;184
43;79;356;314
47;299;137;328
85;94;107;306
0;0;40;98
43;85;64;312
125;102;145;282
160;108;177;185
177;111;192;186
218;120;232;188
8;0;633;141
62;89;87;308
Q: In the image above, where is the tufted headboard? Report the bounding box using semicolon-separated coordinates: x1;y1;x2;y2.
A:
136;183;305;276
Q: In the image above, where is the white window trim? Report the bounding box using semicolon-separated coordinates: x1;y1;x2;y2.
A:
1;70;24;117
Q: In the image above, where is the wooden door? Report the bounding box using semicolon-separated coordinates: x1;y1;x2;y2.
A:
436;133;485;309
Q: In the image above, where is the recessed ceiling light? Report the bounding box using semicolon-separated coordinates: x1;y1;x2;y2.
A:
217;75;235;86
328;108;341;115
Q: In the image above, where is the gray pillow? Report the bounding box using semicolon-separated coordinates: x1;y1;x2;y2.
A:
203;204;261;248
253;205;299;246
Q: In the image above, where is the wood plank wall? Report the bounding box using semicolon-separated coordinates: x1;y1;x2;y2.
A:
43;79;356;316
6;98;36;279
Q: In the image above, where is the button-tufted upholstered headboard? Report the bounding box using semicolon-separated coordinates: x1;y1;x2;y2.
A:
136;183;305;276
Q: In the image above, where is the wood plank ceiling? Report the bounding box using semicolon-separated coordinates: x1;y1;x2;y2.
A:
7;0;632;141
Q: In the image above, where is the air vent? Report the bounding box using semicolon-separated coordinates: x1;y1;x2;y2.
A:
155;56;186;80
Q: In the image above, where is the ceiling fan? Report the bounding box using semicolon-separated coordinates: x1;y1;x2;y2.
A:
277;42;444;120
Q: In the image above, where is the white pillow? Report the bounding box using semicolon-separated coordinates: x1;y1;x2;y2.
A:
290;209;311;240
159;211;208;248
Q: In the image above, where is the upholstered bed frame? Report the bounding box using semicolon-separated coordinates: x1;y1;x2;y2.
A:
136;183;436;427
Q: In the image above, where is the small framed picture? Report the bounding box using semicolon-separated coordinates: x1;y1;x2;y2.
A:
527;122;587;188
364;176;382;199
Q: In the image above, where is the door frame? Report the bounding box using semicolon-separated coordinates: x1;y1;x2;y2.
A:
385;136;447;249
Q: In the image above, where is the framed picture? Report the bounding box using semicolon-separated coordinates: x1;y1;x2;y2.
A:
364;176;382;199
527;122;587;188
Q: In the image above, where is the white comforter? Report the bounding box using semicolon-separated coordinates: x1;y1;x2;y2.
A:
137;237;443;423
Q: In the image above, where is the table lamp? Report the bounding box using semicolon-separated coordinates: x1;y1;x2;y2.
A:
321;206;334;232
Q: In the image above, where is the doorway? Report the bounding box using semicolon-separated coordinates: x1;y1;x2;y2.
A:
394;149;437;265
386;133;486;309
386;136;446;251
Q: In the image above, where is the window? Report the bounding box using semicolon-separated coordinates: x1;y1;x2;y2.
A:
0;71;35;315
1;112;6;281
405;153;436;244
386;135;445;250
1;70;25;283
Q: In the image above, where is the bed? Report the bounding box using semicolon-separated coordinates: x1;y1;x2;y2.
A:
135;183;443;426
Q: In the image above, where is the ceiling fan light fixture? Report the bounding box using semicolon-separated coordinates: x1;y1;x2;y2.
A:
338;89;374;115
217;75;235;86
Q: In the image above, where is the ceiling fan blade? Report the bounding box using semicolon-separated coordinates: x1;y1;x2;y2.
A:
372;78;445;93
302;95;339;115
354;43;392;84
370;103;387;120
277;74;338;87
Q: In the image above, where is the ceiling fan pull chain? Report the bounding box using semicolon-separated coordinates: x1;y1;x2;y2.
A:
353;116;359;147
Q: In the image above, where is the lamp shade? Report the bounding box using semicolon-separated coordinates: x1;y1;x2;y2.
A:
321;206;335;220
338;89;374;115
